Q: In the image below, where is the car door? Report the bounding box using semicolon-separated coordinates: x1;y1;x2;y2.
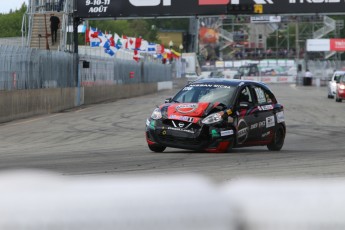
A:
235;85;262;145
252;84;277;143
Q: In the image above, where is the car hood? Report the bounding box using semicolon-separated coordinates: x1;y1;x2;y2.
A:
160;102;220;123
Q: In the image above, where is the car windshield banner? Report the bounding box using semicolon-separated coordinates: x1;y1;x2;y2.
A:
75;0;229;18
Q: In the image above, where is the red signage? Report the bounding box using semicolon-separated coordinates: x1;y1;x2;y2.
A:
199;0;229;5
330;39;345;51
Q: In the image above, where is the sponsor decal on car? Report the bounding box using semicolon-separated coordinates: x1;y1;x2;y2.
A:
149;120;155;129
221;130;234;136
276;111;285;123
266;116;275;128
258;104;274;111
189;84;232;89
175;104;198;114
259;121;266;128
237;119;249;144
183;86;193;91
262;131;271;138
167;127;195;134
211;129;220;138
251;123;258;130
168;114;194;122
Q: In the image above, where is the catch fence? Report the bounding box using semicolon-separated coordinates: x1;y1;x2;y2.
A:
0;45;172;91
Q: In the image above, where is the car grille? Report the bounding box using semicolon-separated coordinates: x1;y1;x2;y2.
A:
156;123;210;148
162;119;200;130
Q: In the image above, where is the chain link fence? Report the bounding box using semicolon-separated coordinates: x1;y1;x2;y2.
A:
0;45;172;91
0;45;76;90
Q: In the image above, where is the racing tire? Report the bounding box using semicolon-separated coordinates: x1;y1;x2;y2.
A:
267;125;285;151
148;144;166;152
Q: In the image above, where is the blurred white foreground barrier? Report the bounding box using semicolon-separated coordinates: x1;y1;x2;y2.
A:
0;170;234;230
2;171;345;230
222;179;345;230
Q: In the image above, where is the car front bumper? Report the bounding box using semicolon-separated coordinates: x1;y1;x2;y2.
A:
146;118;234;151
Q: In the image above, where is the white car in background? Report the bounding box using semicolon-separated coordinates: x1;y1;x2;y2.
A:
328;71;345;98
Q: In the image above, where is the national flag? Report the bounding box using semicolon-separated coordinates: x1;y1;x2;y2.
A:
105;47;115;56
98;31;108;47
133;50;140;62
85;28;90;43
171;49;181;58
122;35;128;49
135;37;142;50
127;37;136;50
88;27;100;47
139;39;148;52
147;42;157;54
108;35;115;47
156;44;165;54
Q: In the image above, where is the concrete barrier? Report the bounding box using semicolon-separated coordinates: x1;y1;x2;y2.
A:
0;88;79;124
0;82;170;124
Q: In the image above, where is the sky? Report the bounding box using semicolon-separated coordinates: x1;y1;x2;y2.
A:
1;0;28;14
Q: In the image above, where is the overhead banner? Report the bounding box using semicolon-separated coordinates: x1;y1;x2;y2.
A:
74;0;345;19
250;16;281;23
330;39;345;51
238;0;345;14
75;0;228;18
306;39;330;52
307;39;345;52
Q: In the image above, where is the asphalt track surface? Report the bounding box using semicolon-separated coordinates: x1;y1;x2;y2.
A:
1;83;345;182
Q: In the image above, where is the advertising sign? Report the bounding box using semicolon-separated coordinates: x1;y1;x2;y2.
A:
306;39;330;52
307;39;345;52
239;0;345;14
250;16;281;23
75;0;228;18
330;39;345;51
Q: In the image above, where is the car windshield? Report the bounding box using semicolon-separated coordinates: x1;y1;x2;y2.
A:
172;83;236;106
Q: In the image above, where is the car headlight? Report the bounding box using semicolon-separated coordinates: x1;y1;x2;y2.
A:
340;85;345;90
202;112;224;124
151;108;162;120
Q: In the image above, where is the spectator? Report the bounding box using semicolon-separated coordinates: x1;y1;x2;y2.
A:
50;14;60;45
304;69;313;86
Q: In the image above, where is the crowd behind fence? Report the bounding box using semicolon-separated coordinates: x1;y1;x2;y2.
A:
0;45;172;91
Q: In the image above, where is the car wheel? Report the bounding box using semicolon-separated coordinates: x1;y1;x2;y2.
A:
328;94;334;99
267;125;285;151
148;144;166;152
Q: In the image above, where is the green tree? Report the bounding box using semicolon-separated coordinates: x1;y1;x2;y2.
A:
0;3;27;37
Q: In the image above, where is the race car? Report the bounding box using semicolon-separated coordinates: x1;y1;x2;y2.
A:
146;79;286;153
335;74;345;102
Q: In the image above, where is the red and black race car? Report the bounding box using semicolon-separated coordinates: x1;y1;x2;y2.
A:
146;79;286;153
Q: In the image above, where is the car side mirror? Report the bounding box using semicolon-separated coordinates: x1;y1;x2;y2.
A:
165;98;172;103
